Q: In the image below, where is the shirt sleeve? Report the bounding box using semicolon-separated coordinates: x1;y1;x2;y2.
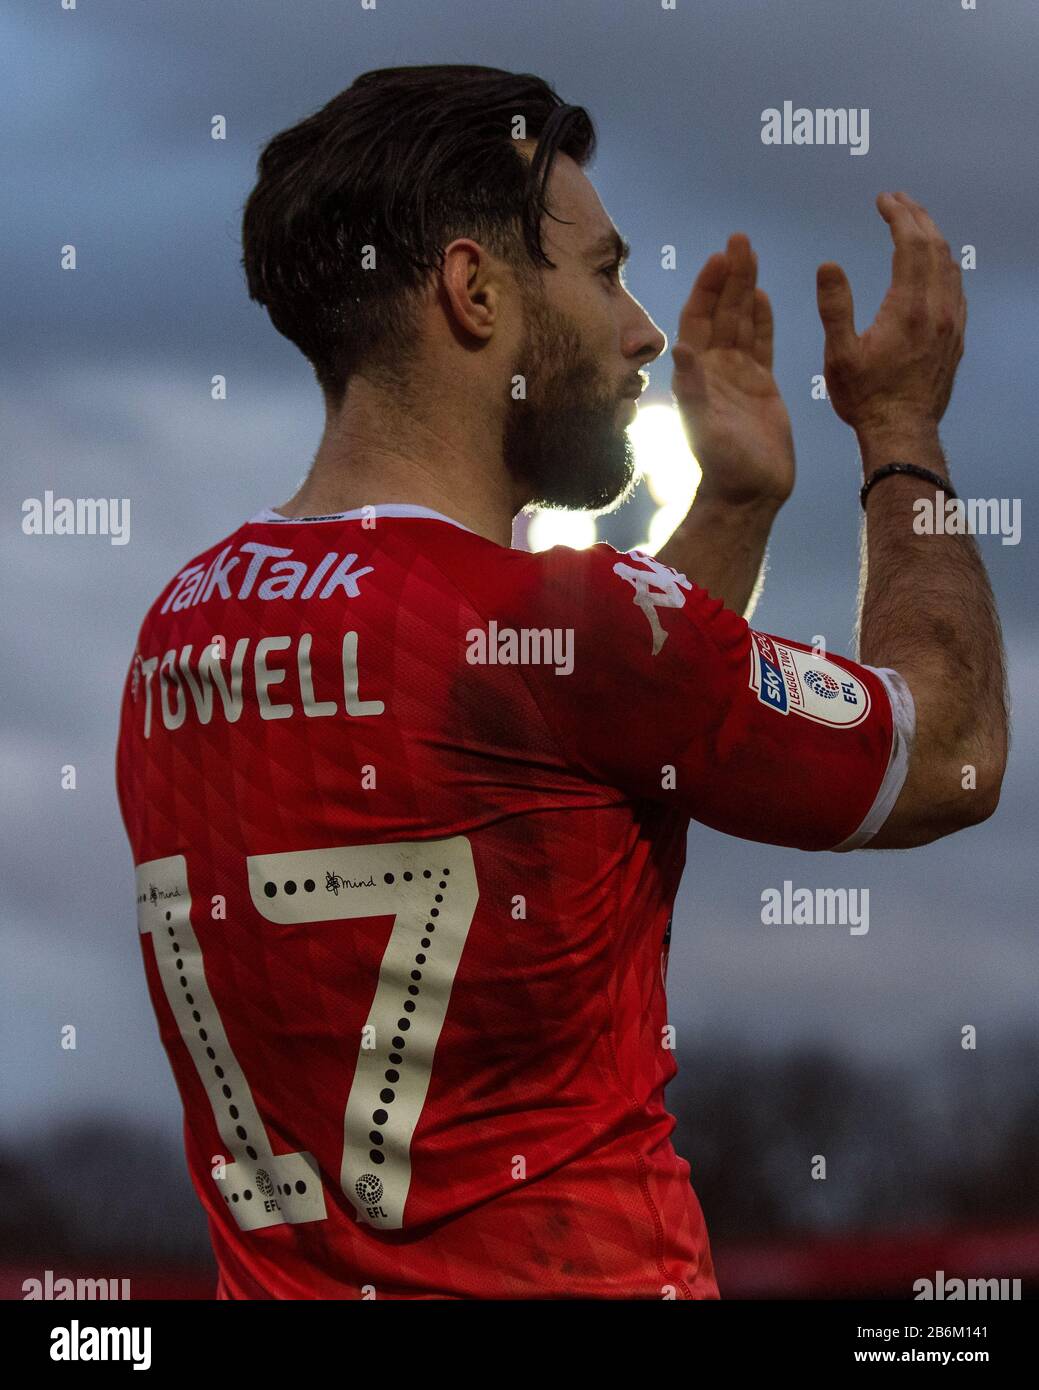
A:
507;542;916;852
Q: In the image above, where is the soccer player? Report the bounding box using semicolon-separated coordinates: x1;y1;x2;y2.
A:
116;66;1007;1299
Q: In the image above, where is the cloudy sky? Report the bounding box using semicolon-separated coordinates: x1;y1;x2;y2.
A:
3;0;1036;1137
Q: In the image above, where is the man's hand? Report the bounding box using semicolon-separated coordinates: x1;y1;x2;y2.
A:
817;191;1005;848
656;233;793;619
670;233;795;509
816;191;966;437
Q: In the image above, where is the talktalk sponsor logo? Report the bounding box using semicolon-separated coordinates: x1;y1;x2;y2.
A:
160;541;374;613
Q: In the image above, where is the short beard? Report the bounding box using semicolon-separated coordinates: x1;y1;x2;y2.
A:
502;286;637;515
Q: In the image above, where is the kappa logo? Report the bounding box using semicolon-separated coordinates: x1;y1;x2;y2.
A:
612;550;693;655
750;633;870;728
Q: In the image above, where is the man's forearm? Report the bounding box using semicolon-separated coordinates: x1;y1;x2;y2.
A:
655;491;781;620
855;418;1008;820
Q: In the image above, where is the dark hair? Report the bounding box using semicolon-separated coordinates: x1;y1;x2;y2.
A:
240;65;596;410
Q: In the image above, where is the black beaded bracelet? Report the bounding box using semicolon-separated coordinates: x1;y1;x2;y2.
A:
860;462;957;510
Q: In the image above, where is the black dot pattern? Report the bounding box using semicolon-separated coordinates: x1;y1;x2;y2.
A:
264;878;319;897
243;844;468;1223
364;857;453;1167
146;866;332;1232
161;906;260;1213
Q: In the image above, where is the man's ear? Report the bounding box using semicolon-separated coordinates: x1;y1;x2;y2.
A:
440;239;497;342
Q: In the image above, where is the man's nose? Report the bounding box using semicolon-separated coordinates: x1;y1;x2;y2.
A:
626;303;668;366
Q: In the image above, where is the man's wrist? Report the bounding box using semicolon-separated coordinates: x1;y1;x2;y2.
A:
854;415;946;480
658;484;780;618
688;485;786;528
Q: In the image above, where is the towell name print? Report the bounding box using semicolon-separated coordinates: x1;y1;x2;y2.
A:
131;633;385;738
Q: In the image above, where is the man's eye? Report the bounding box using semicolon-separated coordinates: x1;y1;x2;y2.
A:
598;262;623;284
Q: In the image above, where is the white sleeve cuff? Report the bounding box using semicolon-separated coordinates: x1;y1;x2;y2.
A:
831;666;917;851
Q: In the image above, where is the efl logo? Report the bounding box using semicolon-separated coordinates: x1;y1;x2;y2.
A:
804;669;840;700
749;634;870;728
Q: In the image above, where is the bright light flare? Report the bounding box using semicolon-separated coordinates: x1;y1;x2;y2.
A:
628;402;702;552
525;400;700;553
527;508;598;552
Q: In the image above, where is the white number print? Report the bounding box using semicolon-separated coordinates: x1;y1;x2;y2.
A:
136;837;478;1235
136;856;327;1232
248;838;478;1230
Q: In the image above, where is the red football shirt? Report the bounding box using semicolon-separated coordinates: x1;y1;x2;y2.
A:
115;502;914;1299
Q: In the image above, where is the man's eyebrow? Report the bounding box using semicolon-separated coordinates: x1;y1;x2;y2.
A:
586;230;631;264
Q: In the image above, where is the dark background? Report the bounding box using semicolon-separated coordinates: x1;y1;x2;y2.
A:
3;0;1036;1297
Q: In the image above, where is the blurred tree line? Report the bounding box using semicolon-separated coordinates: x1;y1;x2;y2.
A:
2;1032;1035;1267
